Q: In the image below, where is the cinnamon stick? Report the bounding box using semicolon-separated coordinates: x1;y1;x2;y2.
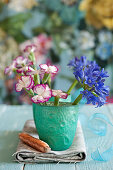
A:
19;133;51;153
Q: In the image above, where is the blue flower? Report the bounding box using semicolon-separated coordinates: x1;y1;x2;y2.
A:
74;31;95;50
68;58;76;68
98;31;113;43
68;56;87;68
68;56;87;82
95;83;109;97
80;90;99;105
96;42;113;60
85;76;96;87
100;68;109;78
68;56;110;107
80;90;107;107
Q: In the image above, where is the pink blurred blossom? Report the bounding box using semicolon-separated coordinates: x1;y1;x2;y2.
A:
19;34;52;65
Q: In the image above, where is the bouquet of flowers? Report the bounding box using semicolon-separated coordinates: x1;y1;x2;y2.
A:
5;40;110;151
5;42;109;107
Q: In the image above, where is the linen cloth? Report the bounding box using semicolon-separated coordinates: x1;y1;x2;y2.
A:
14;120;86;163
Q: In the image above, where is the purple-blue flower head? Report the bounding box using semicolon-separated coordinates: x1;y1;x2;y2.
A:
68;56;110;107
68;56;87;68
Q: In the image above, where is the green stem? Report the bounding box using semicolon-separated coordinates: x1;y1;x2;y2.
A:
28;52;36;64
67;79;78;94
42;73;50;84
72;94;83;105
47;74;51;88
34;74;40;85
54;96;59;106
24;88;34;97
92;91;98;97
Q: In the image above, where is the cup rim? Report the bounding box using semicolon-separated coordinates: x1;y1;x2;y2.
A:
32;102;79;108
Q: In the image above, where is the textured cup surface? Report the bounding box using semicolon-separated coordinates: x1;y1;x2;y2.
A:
49;95;72;102
33;102;78;151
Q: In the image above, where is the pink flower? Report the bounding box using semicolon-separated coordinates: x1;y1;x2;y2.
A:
24;44;37;53
26;69;39;76
19;34;52;65
5;56;33;76
37;34;52;51
39;59;59;81
4;61;16;75
34;34;52;64
16;66;35;74
52;90;68;99
15;75;34;92
31;84;52;103
14;56;27;68
39;64;58;74
14;56;33;68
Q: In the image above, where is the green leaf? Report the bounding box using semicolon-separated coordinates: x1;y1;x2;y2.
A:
0;12;32;42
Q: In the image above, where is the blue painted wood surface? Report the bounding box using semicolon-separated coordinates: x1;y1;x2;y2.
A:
0;104;113;170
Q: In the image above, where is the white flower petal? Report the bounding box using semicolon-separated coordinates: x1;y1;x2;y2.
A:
16;83;23;92
59;92;68;99
48;66;58;73
52;90;68;99
32;84;51;103
39;64;48;71
42;90;51;98
21;76;32;88
16;56;24;64
32;95;45;103
33;84;45;95
52;90;62;97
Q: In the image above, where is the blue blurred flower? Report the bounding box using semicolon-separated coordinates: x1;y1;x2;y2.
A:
98;31;112;43
74;31;95;50
68;56;109;107
96;42;113;60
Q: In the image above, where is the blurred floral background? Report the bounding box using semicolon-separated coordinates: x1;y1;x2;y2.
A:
0;0;113;104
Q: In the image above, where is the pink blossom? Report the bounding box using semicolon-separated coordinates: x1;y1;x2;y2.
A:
24;44;37;53
34;34;52;64
31;84;52;103
14;56;33;68
39;59;59;81
37;34;52;51
20;41;45;65
5;56;33;75
16;66;35;74
52;90;68;99
19;34;52;65
14;56;33;75
15;75;34;92
26;69;39;76
39;64;58;74
14;56;27;68
4;61;16;75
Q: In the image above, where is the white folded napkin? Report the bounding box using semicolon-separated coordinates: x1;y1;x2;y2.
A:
14;120;86;163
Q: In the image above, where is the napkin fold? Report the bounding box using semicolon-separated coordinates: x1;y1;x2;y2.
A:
14;120;86;163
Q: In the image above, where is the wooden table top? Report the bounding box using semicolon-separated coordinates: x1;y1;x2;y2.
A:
0;104;113;170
